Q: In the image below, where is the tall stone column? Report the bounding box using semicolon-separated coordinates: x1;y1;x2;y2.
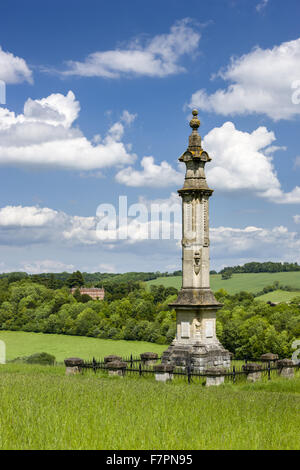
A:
162;110;231;372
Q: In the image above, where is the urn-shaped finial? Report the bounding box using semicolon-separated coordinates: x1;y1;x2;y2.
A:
188;109;201;149
189;109;200;130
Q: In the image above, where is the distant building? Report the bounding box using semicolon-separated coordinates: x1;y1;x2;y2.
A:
71;287;105;300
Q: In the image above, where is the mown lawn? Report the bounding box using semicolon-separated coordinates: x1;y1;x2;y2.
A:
0;363;299;450
0;330;166;362
147;272;300;295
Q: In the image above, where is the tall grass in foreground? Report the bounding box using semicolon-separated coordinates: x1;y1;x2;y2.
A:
0;364;299;450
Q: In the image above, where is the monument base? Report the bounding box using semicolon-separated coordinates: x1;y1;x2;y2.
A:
162;339;231;373
164;288;231;372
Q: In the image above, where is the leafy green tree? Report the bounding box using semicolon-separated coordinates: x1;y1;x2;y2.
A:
66;271;85;288
123;319;138;340
235;316;270;358
222;271;232;280
74;307;101;336
0;279;9;305
132;298;155;321
265;326;290;357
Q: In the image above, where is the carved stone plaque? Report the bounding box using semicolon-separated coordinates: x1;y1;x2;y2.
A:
196;202;202;244
181;321;190;338
205;320;214;338
184;202;193;240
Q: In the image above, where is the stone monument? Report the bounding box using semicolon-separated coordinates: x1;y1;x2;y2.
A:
162;110;231;372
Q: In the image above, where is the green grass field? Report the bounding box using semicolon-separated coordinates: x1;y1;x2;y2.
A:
0;331;166;362
147;272;300;295
0;363;299;450
256;290;300;303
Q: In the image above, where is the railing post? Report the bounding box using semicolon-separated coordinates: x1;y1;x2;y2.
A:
268;360;271;380
140;352;158;367
242;363;262;382
277;359;295;378
233;365;236;384
139;363;142;377
187;365;191;384
205;368;225;387
106;361;127;377
153;364;174;383
104;355;122;365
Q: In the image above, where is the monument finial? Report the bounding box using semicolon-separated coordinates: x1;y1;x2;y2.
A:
188;109;201;150
189;109;200;130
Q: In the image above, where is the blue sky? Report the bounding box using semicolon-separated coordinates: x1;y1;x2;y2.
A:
0;0;299;274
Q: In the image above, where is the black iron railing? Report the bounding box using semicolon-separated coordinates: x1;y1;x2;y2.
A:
80;355;299;384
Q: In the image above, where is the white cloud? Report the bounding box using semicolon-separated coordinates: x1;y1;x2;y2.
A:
0;91;136;170
115;156;183;187
211;225;300;264
294;215;300;224
115;121;300;202
262;187;300;204
0;203;299;271
97;263;116;273
1;203;300;272
256;0;269;12
23;92;80;128
0;204;97;246
203;121;300;203
63;19;200;79
0;46;33;84
0;198;182;247
120;110;137;125
264;145;287;155
295;156;300;167
189;37;300;120
21;260;75;274
0;205;68;246
138;192;180;208
94;193;182;244
62;215;99;245
0;205;59;227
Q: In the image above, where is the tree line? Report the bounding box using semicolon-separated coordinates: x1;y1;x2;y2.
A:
1;261;299;287
0;278;177;345
0;269;180;289
219;261;300;278
0;275;299;358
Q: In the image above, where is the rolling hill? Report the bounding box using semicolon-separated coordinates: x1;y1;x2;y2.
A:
146;272;300;295
0;331;166;362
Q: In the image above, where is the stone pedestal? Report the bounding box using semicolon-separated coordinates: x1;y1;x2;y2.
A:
64;357;84;375
243;363;262;382
106;361;127;377
140;352;158;367
261;353;279;363
153;364;174;382
162;339;230;373
277;359;295;378
205;368;225;387
104;355;122;364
